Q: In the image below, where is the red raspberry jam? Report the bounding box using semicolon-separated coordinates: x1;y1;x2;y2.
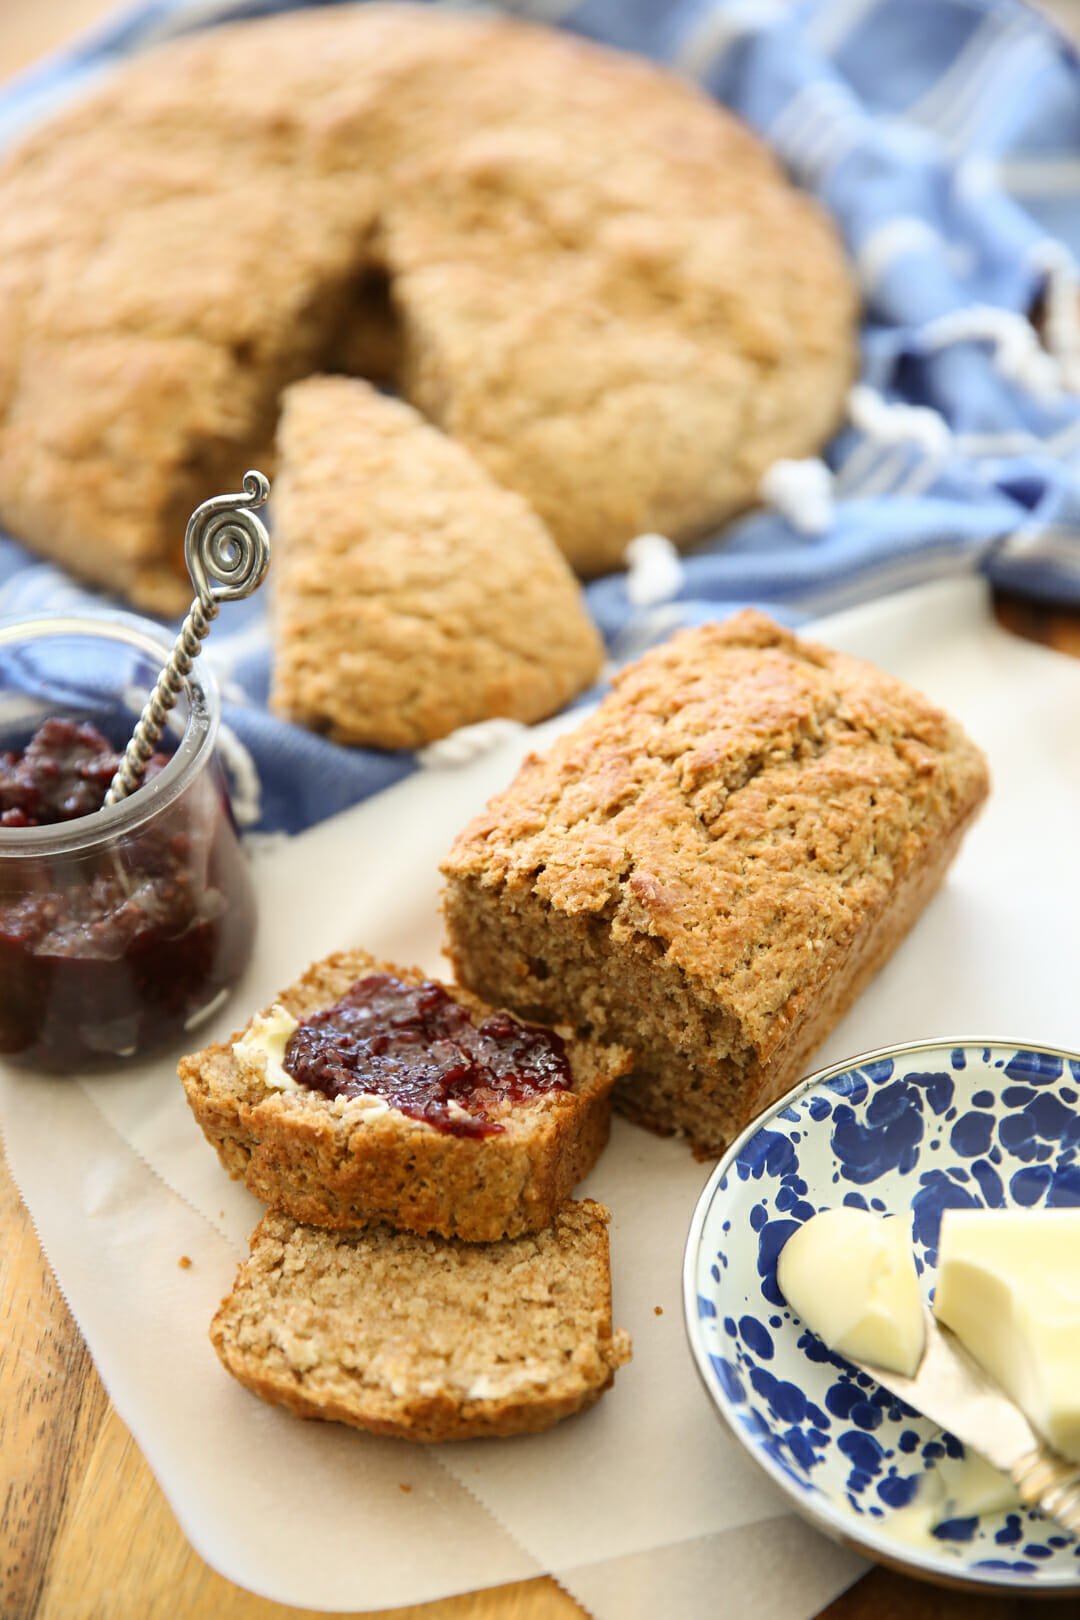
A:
0;718;166;827
0;719;254;1069
283;973;571;1138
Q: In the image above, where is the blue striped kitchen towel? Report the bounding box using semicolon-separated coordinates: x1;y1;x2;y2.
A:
1;0;1078;831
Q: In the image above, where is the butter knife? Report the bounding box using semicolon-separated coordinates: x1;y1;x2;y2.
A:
851;1304;1080;1535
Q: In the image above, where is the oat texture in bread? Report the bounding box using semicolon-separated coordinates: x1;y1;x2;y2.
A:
0;4;857;608
269;376;603;747
179;947;630;1241
210;1201;632;1441
441;610;991;1155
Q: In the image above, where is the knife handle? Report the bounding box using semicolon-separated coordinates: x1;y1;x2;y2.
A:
1012;1448;1080;1536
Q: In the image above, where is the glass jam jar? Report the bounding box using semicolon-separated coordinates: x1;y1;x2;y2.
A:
0;611;256;1070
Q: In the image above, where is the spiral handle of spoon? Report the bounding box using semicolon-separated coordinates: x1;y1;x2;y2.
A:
104;472;270;806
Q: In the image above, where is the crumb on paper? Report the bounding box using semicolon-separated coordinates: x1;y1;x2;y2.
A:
399;1483;412;1493
178;1256;192;1270
654;1305;663;1316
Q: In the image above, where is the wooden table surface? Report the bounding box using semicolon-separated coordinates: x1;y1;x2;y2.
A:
3;5;1080;1619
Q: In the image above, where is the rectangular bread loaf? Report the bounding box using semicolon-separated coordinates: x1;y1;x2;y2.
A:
440;610;990;1154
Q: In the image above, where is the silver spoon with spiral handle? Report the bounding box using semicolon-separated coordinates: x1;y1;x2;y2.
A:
105;470;271;805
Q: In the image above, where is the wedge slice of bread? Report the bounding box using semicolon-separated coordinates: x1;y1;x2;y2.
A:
211;1201;632;1441
269;376;603;748
179;948;631;1241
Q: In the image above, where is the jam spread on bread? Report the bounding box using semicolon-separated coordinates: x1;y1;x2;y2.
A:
283;974;571;1136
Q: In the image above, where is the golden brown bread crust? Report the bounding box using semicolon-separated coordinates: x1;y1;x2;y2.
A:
440;610;991;1154
269;377;603;747
210;1202;632;1442
179;947;631;1241
0;5;856;605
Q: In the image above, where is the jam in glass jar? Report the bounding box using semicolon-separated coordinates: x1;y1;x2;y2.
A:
0;612;256;1069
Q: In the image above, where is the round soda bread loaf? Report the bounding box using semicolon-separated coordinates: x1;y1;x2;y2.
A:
210;1202;632;1441
269;376;603;747
178;947;631;1242
0;4;856;609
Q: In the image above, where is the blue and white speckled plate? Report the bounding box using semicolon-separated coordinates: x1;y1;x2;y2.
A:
683;1038;1080;1594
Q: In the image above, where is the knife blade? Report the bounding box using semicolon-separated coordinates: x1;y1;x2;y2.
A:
850;1304;1080;1536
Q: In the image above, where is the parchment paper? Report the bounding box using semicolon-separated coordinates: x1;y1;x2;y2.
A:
4;575;1078;1616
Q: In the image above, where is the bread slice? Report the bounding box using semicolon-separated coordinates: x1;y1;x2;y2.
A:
269;376;603;748
179;948;630;1242
210;1202;632;1441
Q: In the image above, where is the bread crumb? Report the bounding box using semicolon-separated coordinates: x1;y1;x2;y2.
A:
178;1256;192;1270
399;1483;412;1493
654;1305;663;1316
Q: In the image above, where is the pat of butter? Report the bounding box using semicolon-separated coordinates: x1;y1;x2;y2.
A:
887;1451;1019;1551
777;1207;925;1377
232;1005;300;1091
936;1449;1020;1522
934;1208;1080;1464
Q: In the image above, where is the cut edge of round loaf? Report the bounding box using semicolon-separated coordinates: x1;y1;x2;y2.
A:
209;1200;633;1441
178;947;632;1241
